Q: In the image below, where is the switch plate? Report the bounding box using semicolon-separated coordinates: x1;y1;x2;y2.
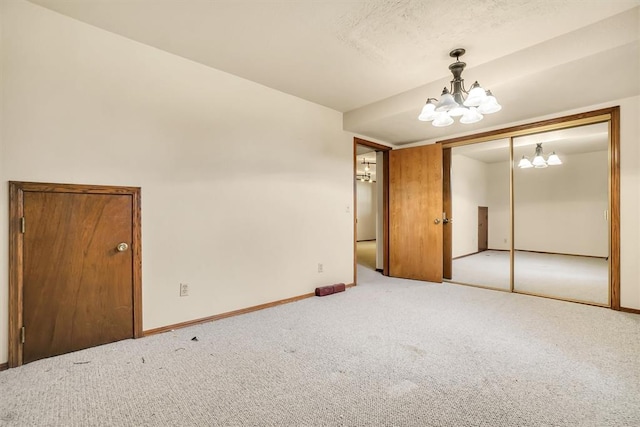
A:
318;263;324;273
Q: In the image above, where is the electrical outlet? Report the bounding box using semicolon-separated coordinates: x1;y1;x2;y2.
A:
318;263;324;273
503;238;507;243
180;283;189;297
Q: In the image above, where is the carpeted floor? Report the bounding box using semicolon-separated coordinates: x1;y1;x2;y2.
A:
356;240;377;270
452;250;608;305
1;265;639;426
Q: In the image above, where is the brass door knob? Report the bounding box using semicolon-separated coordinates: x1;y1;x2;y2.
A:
116;242;129;252
434;219;441;224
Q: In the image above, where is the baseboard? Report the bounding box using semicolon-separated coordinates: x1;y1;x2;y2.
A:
453;251;479;260
346;282;356;288
375;268;383;273
515;249;607;259
143;284;355;337
0;362;8;371
619;307;640;315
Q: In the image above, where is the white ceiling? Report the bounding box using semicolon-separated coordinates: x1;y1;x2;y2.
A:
28;0;640;145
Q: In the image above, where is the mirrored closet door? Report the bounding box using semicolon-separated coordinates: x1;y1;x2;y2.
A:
512;123;610;305
449;138;511;291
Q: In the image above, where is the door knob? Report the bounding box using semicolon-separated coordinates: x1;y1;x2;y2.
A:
116;242;129;252
434;218;441;224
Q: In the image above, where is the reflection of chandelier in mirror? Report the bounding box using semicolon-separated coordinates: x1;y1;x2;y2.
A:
518;143;562;169
356;172;374;183
418;48;501;127
360;157;376;172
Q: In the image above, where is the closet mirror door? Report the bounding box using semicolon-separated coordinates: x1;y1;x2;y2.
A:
513;123;610;305
450;138;511;290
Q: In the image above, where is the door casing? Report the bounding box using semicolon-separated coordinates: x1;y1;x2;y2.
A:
8;182;142;367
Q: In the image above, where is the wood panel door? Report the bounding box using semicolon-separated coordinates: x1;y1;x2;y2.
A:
389;144;443;282
478;206;488;252
9;182;142;366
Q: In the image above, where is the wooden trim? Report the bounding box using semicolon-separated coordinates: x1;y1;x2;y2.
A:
8;182;24;368
619;307;640;315
442;148;452;279
353;140;358;285
609;106;621;310
143;291;318;336
0;362;8;371
8;181;143;367
513;249;608;260
452;251;480;260
513;290;610;308
509;137;515;293
354;137;392;152
439;109;614;148
345;282;356;288
443;279;511;293
382;150;390;276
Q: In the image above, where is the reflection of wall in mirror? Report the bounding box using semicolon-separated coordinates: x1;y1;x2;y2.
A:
511;150;608;257
356;180;377;241
451;154;488;258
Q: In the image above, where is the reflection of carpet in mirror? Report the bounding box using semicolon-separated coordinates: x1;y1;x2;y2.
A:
452;250;608;305
357;240;377;270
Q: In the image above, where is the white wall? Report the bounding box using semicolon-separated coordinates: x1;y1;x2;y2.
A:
0;0;353;365
486;161;511;250
513;151;609;257
356;181;376;241
451;154;488;258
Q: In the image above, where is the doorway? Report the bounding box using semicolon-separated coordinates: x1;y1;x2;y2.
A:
478;207;488;252
353;137;391;284
8;182;142;367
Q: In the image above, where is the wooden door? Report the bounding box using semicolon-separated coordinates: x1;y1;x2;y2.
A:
478;206;488;251
389;144;443;282
9;182;142;366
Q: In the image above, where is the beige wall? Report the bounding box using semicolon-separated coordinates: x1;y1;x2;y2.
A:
451;154;489;258
356;181;376;241
0;0;353;365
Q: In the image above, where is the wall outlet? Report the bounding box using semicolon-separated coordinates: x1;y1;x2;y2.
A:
180;283;189;297
503;238;508;243
318;263;324;273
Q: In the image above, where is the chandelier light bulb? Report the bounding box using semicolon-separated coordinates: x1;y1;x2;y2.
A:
518;156;533;169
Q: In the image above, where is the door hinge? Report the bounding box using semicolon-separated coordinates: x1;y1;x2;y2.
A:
20;326;25;344
20;217;26;234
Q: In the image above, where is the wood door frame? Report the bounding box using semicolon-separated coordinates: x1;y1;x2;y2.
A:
8;181;143;367
353;137;392;285
439;106;621;310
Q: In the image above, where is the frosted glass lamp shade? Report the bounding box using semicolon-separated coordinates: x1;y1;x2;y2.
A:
477;91;502;114
518;156;533;169
463;82;486;107
432;112;454;127
448;106;468;117
418;99;438;121
459;107;483;124
547;152;562;165
435;88;458;112
532;155;547;168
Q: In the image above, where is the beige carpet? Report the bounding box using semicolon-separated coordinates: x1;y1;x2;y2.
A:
452;250;608;305
1;265;639;426
356;240;377;270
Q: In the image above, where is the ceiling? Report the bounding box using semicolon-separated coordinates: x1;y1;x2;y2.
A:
28;0;640;145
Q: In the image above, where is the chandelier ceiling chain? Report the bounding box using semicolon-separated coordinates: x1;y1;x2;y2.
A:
418;48;501;127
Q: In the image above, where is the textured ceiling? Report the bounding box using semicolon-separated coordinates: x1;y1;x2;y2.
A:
27;0;640;144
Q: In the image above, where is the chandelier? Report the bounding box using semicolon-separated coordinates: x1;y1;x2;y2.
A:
517;143;562;169
418;48;501;127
